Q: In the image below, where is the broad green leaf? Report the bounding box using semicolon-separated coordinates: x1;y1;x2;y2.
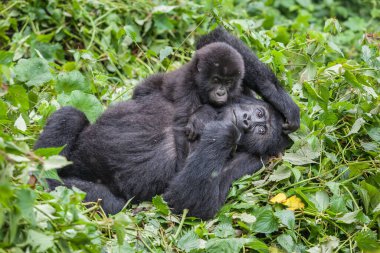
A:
344;70;361;88
345;117;365;137
5;85;29;112
206;238;248;253
283;152;318;165
245;238;268;253
152;195;169;215
15;189;36;222
368;127;380;142
274;210;295;229
214;223;235;238
336;210;360;224
269;166;291;182
177;230;204;252
14;114;26;131
277;234;295;253
313;191;329;212
0;50;14;65
56;70;90;94
27;230;54;253
307;236;339;253
43;155;72;170
355;230;380;251
159;46;173;61
252;208;279;233
34;146;65;157
14;58;53;87
58;90;103;123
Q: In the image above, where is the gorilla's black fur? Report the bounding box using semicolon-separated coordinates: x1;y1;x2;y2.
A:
196;27;300;134
133;42;246;169
35;94;290;219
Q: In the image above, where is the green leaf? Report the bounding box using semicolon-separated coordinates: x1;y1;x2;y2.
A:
344;70;361;88
277;234;295;252
56;70;90;94
14;114;27;131
0;100;7;119
269;165;291;182
355;230;380;251
368;127;380;143
345;117;365;137
336;210;360;224
5;85;29;112
274;210;295;229
214;223;235;238
0;50;14;65
307;236;339;253
34;146;65;157
14;58;53;87
159;46;173;61
27;230;54;253
177;230;204;252
58;90;103;123
152;195;170;215
313;191;330;212
206;238;248;253
43;155;72;170
15;189;36;222
245;238;268;253
252;208;279;233
283;152;318;165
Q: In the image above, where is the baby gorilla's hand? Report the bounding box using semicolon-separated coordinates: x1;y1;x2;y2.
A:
185;118;205;141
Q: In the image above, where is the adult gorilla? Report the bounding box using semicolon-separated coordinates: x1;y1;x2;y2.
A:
35;93;290;219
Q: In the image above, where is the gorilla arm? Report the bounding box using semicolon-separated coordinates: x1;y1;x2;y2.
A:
164;122;264;219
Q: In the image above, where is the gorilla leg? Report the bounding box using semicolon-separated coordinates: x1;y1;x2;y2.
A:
196;27;300;133
48;178;126;214
164;122;241;219
34;106;89;158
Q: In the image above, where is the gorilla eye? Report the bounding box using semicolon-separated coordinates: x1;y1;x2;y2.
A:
213;77;220;83
256;109;264;118
226;80;233;86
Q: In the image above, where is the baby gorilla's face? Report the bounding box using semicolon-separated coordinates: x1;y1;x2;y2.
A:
194;42;245;107
222;97;291;157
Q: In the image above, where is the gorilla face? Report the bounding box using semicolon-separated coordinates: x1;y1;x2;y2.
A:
221;97;291;157
194;42;245;106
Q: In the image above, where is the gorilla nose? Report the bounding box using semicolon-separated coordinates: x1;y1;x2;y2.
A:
216;90;226;97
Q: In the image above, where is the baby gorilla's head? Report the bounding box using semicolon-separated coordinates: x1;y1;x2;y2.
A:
193;42;245;106
222;96;291;157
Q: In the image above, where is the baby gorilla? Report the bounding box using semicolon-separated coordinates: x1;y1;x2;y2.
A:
133;42;245;168
35;94;289;218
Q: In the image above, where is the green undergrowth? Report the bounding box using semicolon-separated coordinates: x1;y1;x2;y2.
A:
0;0;379;252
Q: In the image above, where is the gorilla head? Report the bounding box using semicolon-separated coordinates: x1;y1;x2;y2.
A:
193;42;245;106
223;96;291;157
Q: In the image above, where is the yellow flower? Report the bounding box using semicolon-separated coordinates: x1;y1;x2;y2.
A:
283;195;305;210
269;193;287;204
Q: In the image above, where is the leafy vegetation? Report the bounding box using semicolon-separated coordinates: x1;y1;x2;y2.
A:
1;0;379;252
